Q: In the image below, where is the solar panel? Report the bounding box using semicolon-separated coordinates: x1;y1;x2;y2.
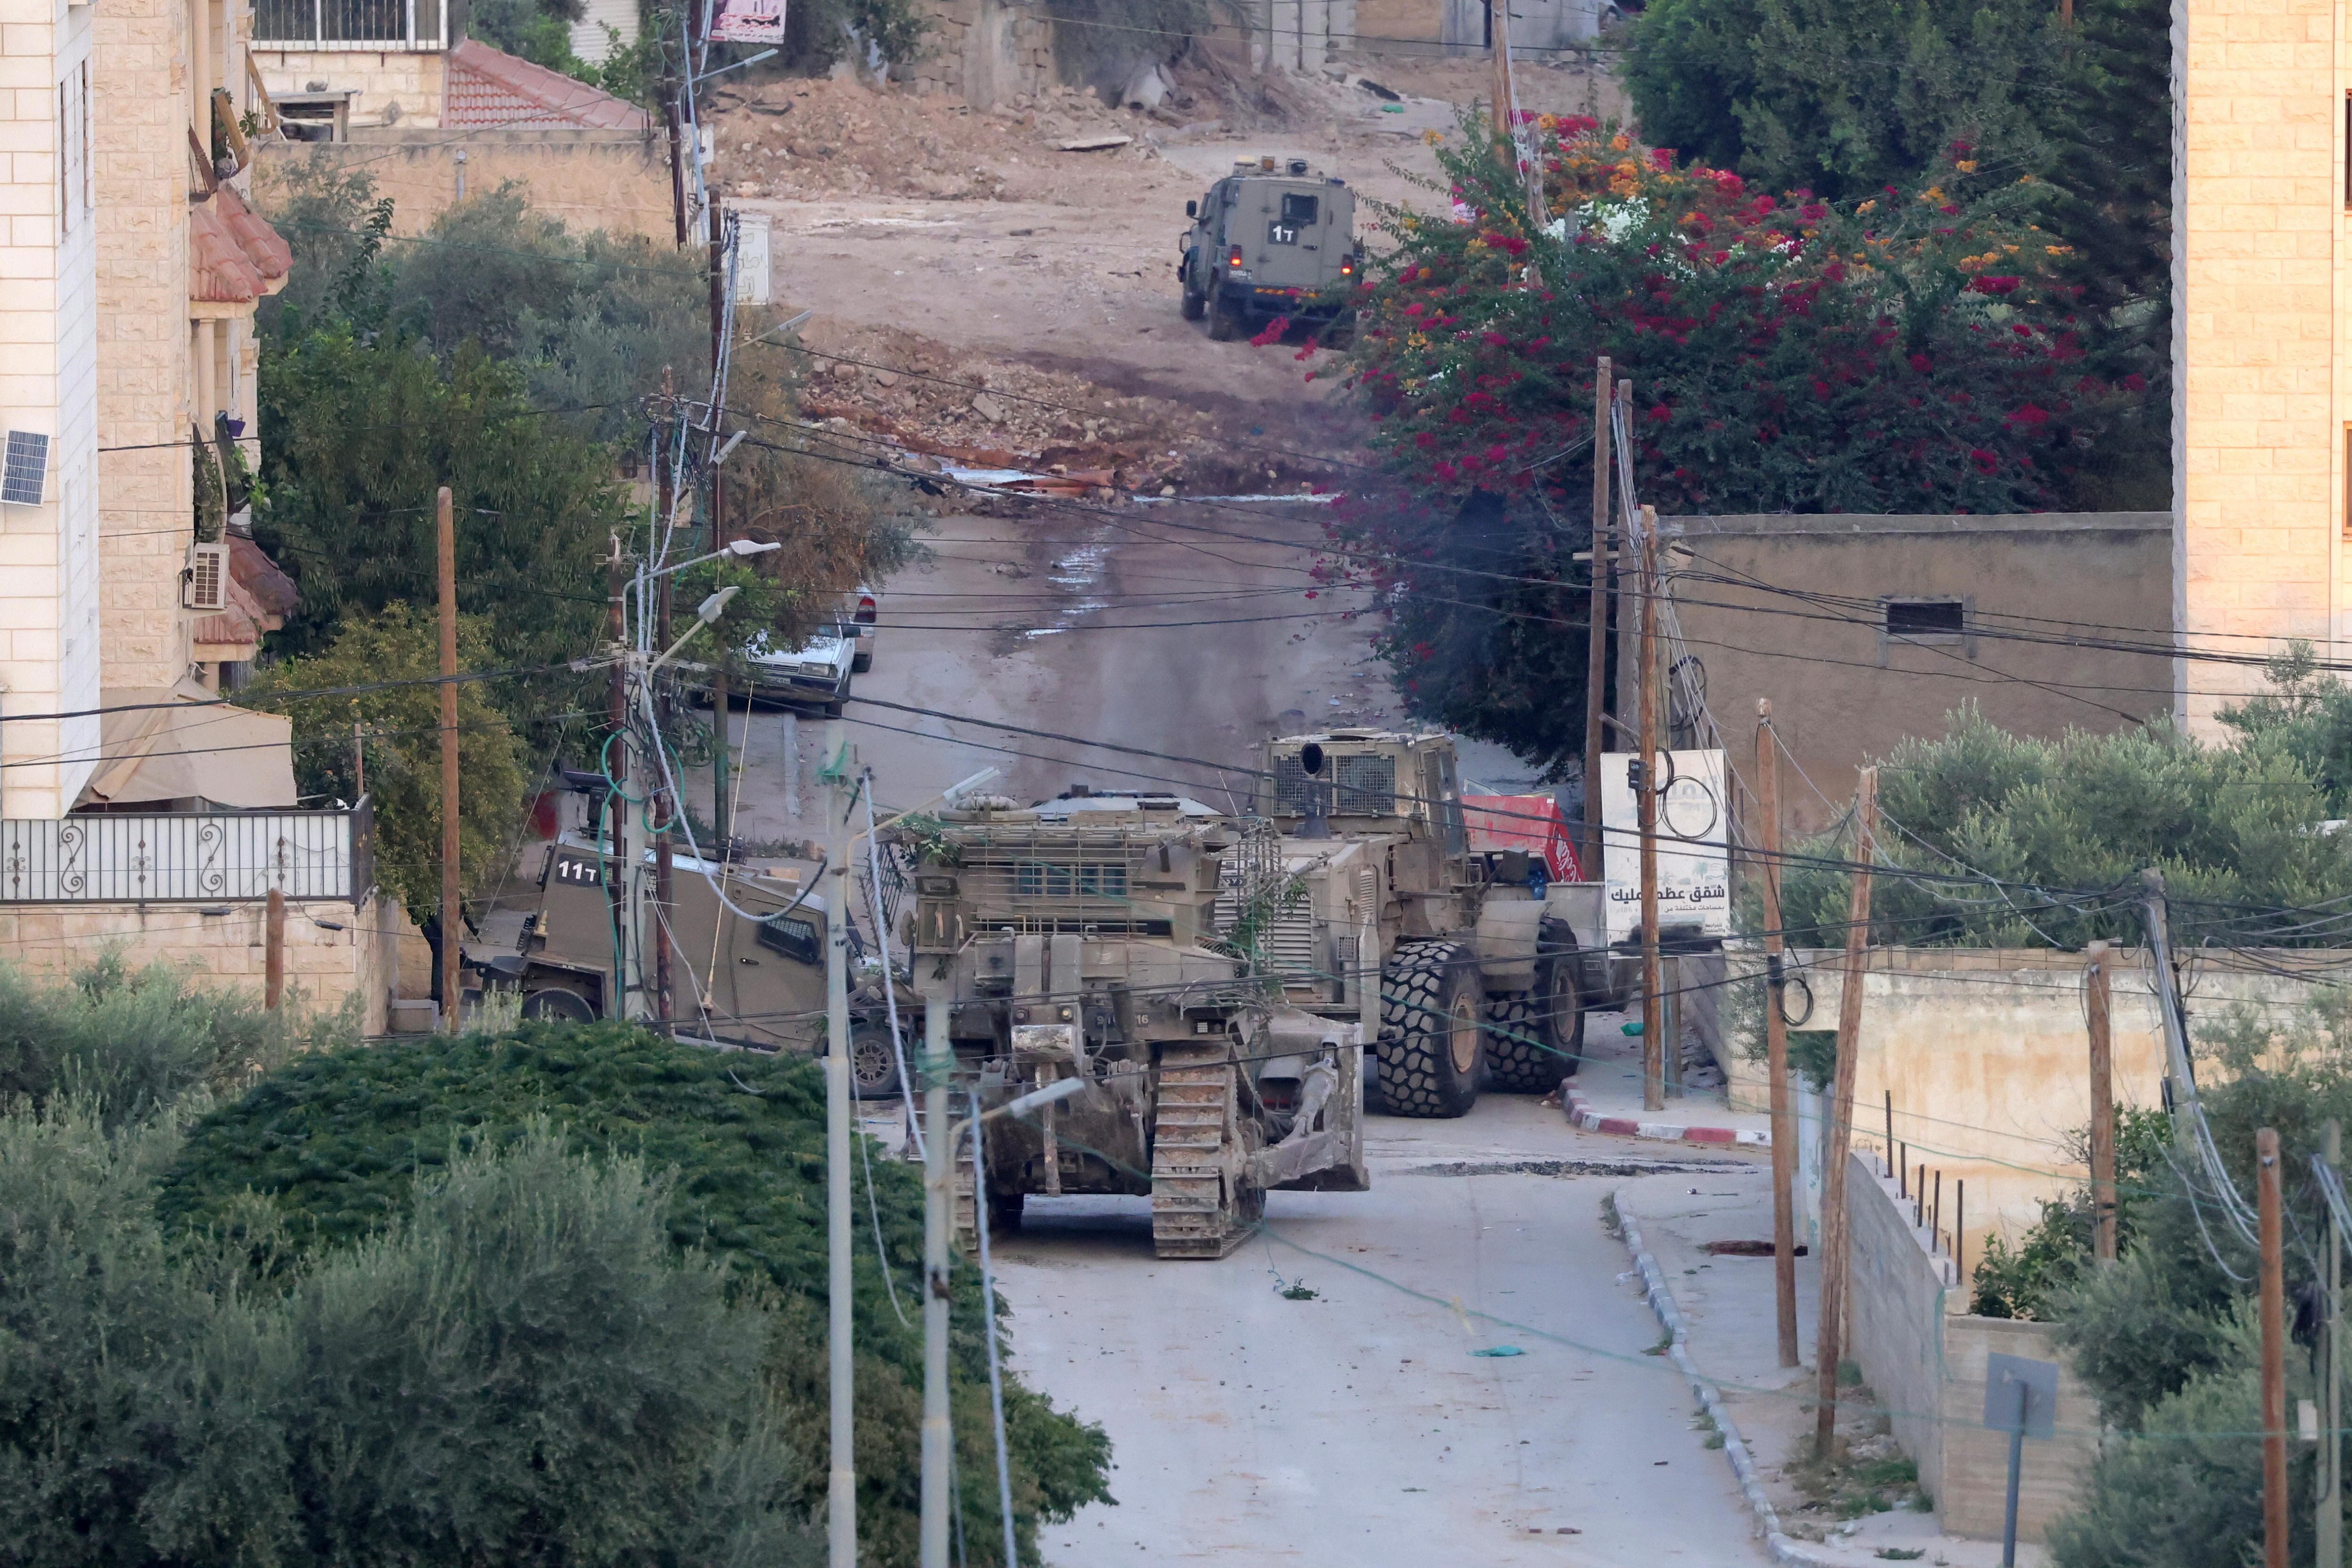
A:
0;431;48;507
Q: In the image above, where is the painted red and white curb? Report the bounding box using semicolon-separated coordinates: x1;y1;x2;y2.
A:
1565;1088;1771;1148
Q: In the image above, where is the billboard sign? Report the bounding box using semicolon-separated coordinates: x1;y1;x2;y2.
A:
1600;748;1730;943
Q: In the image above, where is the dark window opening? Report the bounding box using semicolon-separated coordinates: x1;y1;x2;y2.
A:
1280;192;1319;227
1885;599;1966;637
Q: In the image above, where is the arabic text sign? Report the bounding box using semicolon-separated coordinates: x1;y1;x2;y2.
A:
1600;748;1730;943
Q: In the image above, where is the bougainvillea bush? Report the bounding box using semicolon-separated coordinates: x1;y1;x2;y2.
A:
1318;116;2158;772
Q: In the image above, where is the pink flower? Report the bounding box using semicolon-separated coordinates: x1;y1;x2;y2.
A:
1967;276;2022;295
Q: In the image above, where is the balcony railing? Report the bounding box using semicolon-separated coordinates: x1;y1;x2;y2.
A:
253;0;445;50
0;800;374;904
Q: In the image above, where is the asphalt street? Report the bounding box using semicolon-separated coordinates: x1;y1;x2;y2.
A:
993;1098;1775;1568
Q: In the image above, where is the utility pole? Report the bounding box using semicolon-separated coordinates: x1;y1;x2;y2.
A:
1487;0;1510;168
437;484;461;1033
652;414;677;1032
607;534;631;1019
264;885;286;1011
825;719;858;1568
919;969;953;1568
707;201;732;855
1582;357;1612;882
1757;699;1799;1368
2086;941;2116;1265
1609;379;1635;724
2259;1125;2288;1568
1636;503;1663;1112
2325;1119;2344;1568
1814;765;1877;1458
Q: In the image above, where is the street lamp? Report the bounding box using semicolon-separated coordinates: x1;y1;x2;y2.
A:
646;584;739;674
648;536;779;580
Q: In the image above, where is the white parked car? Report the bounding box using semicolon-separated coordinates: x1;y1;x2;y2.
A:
844;586;879;674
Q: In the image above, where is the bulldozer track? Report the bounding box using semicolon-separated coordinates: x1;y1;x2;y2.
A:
1151;1042;1254;1258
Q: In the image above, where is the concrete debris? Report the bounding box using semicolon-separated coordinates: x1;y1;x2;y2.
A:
1059;134;1133;152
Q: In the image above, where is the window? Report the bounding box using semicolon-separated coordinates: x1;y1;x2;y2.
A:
1884;598;1967;637
1280;192;1319;227
756;914;820;965
1013;861;1128;899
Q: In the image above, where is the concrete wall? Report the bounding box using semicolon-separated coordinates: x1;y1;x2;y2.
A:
2173;0;2341;734
1721;945;2331;1271
904;0;1057;106
1664;512;2175;838
0;890;395;1032
0;0;103;820
254;47;445;126
255;127;673;237
1844;1152;2099;1543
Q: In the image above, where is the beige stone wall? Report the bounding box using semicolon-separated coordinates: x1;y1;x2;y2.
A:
0;0;103;820
254;46;443;126
1728;945;2328;1264
2176;0;2344;733
1845;1153;2098;1544
904;0;1057;106
255;126;673;238
0;891;393;1032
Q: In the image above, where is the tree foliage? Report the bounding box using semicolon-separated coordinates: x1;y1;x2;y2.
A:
1770;701;2352;950
243;604;533;918
1331;115;2154;771
156;1021;1115;1563
0;1106;814;1568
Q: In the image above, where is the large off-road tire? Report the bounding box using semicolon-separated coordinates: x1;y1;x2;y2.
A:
1208;301;1242;342
1484;929;1588;1091
1181;287;1207;321
1373;941;1483;1118
846;1026;903;1100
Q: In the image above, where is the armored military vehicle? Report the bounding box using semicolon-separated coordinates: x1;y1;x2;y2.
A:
890;790;1368;1260
1252;730;1629;1117
1177;155;1364;341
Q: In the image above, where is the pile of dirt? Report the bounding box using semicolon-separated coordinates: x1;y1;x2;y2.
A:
793;322;1350;495
711;78;1168;202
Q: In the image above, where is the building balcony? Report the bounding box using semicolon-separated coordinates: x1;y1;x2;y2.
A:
0;800;374;904
253;0;445;51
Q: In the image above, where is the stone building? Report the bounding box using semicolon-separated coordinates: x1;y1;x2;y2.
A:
0;0;391;1026
2173;0;2347;732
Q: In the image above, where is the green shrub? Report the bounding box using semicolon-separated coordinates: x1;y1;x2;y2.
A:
156;1021;1113;1564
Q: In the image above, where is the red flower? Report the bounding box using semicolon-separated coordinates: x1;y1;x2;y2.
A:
1967;276;2022;295
1939;204;1961;216
1970;449;1997;474
2123;372;2147;392
1249;316;1291;347
2005;404;2050;428
1483;331;1511;348
1650;146;1676;170
1907;352;1932;373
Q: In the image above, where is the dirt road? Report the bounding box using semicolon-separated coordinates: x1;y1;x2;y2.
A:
993;1098;1774;1567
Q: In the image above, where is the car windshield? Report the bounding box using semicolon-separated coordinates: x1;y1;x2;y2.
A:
744;628;844;662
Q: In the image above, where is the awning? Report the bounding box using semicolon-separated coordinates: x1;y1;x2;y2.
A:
78;678;297;808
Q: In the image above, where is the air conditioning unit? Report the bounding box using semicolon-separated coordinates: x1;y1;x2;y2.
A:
1;431;49;507
185;541;229;612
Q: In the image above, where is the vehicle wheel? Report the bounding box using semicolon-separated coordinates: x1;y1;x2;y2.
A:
522;986;597;1025
986;1189;1025;1234
851;648;873;675
1372;941;1482;1118
848;1027;903;1099
824;677;850;719
1181;287;1206;321
1538;926;1588;1078
1482;990;1564;1093
1208;301;1241;342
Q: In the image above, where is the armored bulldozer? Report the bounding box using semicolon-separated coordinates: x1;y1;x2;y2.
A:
890;790;1368;1260
1251;729;1631;1117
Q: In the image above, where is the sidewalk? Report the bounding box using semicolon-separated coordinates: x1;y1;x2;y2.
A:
1568;1008;1773;1147
1614;1170;2052;1568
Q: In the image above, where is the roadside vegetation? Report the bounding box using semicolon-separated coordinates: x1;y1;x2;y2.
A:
0;966;1111;1566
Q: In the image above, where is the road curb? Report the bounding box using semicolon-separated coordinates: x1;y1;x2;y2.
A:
1612;1185;1836;1568
1569;1088;1771;1148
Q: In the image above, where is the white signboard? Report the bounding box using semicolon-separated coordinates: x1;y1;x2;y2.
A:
710;0;785;44
1600;748;1731;944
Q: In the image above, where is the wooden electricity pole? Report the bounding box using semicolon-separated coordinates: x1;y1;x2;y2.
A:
2259;1125;2288;1568
264;885;286;1011
2325;1119;2345;1568
1488;0;1512;171
606;534;630;1019
1636;502;1663;1113
1813;766;1878;1457
436;484;460;1033
1582;357;1612;881
1758;700;1799;1368
2087;941;2117;1264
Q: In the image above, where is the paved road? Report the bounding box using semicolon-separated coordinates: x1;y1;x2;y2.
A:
717;498;1398;835
993;1098;1775;1568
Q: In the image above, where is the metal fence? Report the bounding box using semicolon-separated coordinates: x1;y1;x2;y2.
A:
0;800;374;904
253;0;445;49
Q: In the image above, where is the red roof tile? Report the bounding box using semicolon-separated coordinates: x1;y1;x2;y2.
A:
444;39;654;130
191;185;292;304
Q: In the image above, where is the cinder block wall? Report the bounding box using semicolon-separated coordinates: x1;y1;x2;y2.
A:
256;130;674;239
1845;1153;2098;1543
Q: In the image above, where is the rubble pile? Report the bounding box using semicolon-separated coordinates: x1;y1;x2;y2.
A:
795;325;1221;492
711;78;1167;202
